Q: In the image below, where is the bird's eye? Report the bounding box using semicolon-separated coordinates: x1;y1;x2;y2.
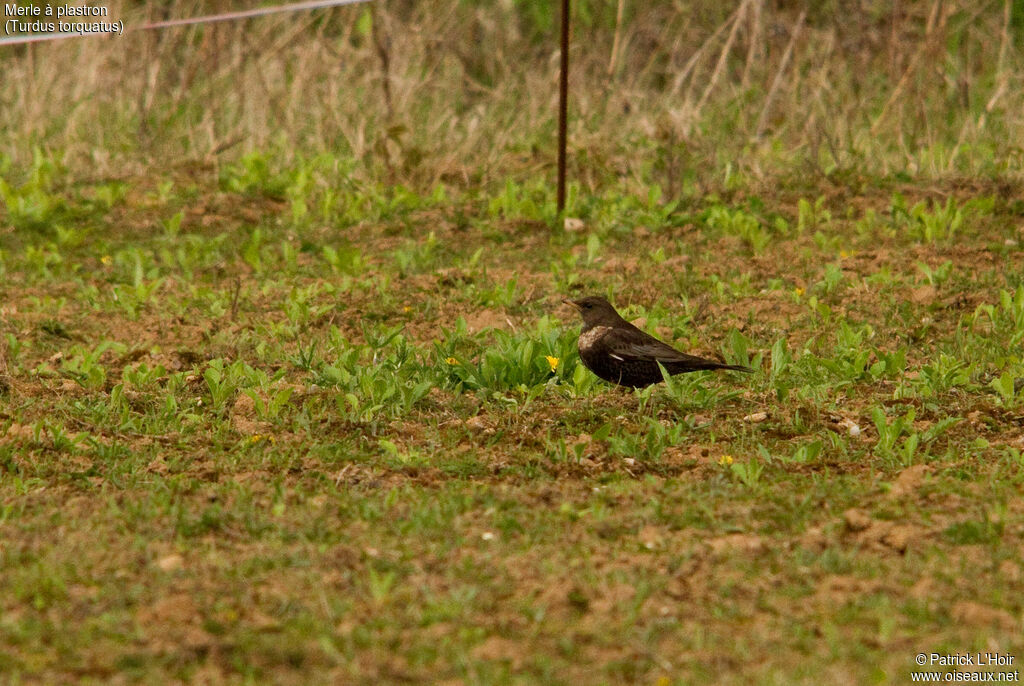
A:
583;303;592;309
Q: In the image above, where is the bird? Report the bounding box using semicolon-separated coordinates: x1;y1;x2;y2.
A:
564;295;752;388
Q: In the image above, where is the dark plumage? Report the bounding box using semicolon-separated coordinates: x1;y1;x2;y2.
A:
564;295;752;388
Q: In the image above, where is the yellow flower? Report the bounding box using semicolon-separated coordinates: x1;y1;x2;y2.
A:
546;356;559;372
446;357;458;365
718;455;734;466
100;255;112;265
793;287;805;297
839;250;852;259
403;306;412;313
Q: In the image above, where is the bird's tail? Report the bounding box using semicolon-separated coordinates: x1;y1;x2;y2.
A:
664;356;755;375
675;360;754;374
717;363;754;373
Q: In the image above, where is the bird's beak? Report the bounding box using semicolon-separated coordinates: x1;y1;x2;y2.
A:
562;298;580;310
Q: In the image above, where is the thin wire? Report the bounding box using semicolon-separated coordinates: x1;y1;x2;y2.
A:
0;0;372;47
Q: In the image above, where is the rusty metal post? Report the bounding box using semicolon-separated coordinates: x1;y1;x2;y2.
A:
557;0;570;214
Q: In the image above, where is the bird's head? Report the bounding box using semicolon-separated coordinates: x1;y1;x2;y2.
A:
563;295;626;328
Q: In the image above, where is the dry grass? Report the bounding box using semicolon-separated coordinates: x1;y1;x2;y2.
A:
2;0;1022;192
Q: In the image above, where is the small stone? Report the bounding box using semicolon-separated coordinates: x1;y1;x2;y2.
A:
563;217;585;233
157;554;184;572
833;415;861;436
465;415;488;431
843;508;872;532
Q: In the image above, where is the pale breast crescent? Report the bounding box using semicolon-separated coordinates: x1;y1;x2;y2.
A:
578;325;613;351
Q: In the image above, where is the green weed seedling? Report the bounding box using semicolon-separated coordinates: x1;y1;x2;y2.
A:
444;337;547;395
868;405;951;466
569;360;600;396
322;243;365;275
5;333;23;368
912;354;973;398
240;227;267;272
705;205;771;253
854;207;885;240
572;186;678;235
990;371;1021;406
152;180;175;204
890;195;990;244
440;317;577;397
101;384;133;429
38;420;83;453
280;284;335;335
290;341;320;372
203;359;261;415
724;329;758;369
312;330;432;426
24;243;63;279
393;232;439;276
61;342;123;390
245;387;294;422
994;286;1024;342
219;151;291;199
804;295;833;325
109;248;165;319
584;233;602;265
814;322;879;383
54;226;86;250
767;337;793;378
549;250;582;292
871;406;914;453
789;439;823;464
488;178;561;224
367;566;398;605
378;438;429;470
916;260;953;286
768;338;794;401
122;362;166;390
159;233;229;279
547;436;587;465
814;262;845;297
730;457;764;489
476;276;519;308
82;181;127;212
658;365;744;411
943;510;1005;546
797;196;832;234
278;239;298;272
0;151;67;232
871;347;908;380
607;417;686;463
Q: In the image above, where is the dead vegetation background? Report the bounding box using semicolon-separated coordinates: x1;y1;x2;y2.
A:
2;0;1022;192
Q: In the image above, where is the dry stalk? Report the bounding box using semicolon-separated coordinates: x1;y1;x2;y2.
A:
946;0;1012;170
870;0;947;136
740;0;763;91
668;4;743;100
692;0;749;123
754;9;805;139
607;0;626;78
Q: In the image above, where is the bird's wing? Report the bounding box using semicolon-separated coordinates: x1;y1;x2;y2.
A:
602;328;703;364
